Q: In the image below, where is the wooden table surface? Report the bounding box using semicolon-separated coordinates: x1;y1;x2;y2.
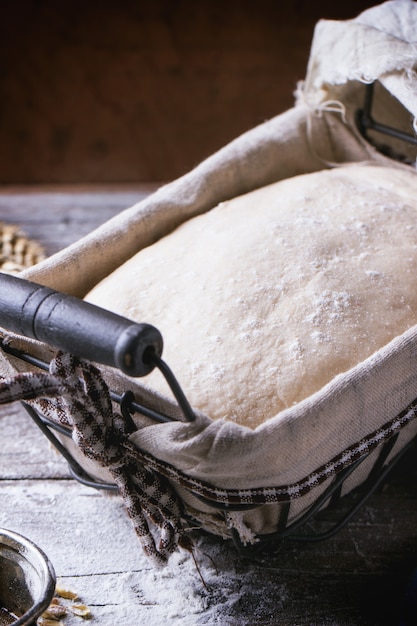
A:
0;186;417;626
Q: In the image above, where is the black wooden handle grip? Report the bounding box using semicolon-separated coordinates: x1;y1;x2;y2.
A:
0;273;163;377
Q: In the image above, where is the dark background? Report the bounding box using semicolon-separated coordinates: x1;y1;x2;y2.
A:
0;0;379;184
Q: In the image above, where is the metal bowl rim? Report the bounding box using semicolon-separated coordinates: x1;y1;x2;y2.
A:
0;527;56;626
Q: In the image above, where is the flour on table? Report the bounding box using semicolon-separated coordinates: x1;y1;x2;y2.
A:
85;164;417;428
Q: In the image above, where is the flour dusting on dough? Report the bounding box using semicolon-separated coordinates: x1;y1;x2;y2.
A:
85;165;417;428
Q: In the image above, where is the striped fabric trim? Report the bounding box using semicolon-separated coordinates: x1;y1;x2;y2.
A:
124;398;417;505
1;351;416;562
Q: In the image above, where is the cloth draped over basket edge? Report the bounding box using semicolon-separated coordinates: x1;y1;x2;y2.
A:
1;0;417;558
1;348;417;563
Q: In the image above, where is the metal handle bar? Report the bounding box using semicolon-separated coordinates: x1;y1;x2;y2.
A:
0;272;163;377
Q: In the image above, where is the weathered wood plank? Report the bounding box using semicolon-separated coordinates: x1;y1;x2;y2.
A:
0;403;69;480
0;185;158;254
1;471;416;626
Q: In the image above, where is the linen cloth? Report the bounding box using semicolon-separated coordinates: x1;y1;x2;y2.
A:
2;0;417;543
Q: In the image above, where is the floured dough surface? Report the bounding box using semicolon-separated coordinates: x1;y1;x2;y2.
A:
85;165;417;428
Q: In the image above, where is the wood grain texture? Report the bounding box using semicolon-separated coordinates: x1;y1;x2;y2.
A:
0;185;158;254
0;187;416;625
0;0;377;184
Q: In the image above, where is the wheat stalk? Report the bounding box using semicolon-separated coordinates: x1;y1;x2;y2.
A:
0;222;45;273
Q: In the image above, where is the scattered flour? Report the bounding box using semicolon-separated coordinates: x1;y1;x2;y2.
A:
89;541;288;626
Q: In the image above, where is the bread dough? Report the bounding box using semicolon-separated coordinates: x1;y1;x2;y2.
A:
85;165;417;428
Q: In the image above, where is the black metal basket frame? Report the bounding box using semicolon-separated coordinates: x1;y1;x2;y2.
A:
2;335;416;558
356;81;417;158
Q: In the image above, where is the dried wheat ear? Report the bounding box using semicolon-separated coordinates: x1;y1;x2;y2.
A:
0;222;45;273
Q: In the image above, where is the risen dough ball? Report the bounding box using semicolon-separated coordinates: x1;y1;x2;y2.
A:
85;165;417;428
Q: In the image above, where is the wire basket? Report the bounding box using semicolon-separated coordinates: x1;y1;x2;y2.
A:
1;47;417;562
0;268;416;562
